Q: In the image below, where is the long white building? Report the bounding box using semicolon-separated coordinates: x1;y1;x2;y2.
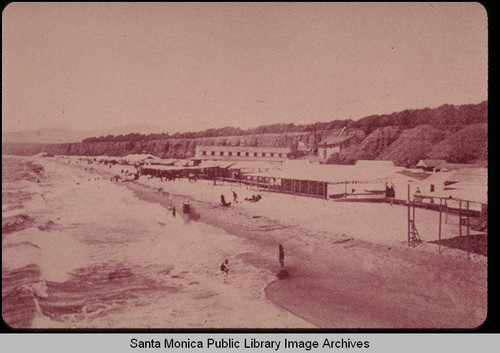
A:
194;145;291;161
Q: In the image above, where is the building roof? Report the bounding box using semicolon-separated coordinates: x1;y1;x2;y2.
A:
141;165;206;172
318;135;353;146
122;154;160;162
396;170;431;180
249;164;408;184
418;168;487;186
431;183;487;204
416;159;447;168
150;158;178;165
439;163;487;171
355;160;395;167
199;161;237;168
297;141;311;152
418;171;456;185
229;161;281;170
448;168;487;184
283;157;320;165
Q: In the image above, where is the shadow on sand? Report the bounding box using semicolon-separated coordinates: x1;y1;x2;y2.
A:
429;233;487;256
276;267;290;280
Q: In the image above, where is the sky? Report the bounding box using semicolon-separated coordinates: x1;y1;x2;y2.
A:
2;2;488;135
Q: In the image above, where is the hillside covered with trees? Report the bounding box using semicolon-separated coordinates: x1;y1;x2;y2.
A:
81;102;487;144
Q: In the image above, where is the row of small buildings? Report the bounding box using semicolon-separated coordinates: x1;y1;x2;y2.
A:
60;143;487;209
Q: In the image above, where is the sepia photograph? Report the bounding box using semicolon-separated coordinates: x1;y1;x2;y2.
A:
2;2;488;330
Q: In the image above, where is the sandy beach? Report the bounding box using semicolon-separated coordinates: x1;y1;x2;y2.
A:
3;2;488;337
45;156;487;329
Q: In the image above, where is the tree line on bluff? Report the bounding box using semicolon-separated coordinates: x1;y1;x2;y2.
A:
81;102;487;143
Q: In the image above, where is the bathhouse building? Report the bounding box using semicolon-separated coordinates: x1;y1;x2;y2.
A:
194;145;291;162
317;135;358;160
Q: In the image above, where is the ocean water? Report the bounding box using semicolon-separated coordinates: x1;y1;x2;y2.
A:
2;156;308;329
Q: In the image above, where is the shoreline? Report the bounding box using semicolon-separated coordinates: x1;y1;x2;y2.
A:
46;157;487;328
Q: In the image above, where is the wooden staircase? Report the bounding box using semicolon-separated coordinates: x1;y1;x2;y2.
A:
408;219;422;247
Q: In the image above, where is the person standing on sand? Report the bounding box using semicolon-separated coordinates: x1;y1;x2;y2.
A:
233;191;238;203
279;244;285;268
221;194;231;207
220;259;229;274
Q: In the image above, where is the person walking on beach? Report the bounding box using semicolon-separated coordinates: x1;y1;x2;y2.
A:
220;259;229;274
233;191;238;204
279;244;285;269
182;201;191;214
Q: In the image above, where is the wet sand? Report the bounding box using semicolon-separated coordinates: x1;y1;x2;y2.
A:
58;158;487;328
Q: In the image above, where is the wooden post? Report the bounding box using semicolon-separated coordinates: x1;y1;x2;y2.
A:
466;201;470;237
459;200;462;237
412;198;416;226
445;199;448;224
459;200;468;259
439;198;442;254
407;184;411;247
467;201;471;260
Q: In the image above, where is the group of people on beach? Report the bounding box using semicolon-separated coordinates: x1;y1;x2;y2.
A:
220;191;263;207
385;184;396;198
220;191;240;207
245;194;262;203
163;189;281;278
109;169;140;183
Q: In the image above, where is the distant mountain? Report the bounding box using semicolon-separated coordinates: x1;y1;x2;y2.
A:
2;123;166;144
1;128;94;144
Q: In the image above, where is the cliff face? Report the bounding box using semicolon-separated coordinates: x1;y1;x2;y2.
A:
377;125;446;166
337;126;402;164
426;123;488;163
